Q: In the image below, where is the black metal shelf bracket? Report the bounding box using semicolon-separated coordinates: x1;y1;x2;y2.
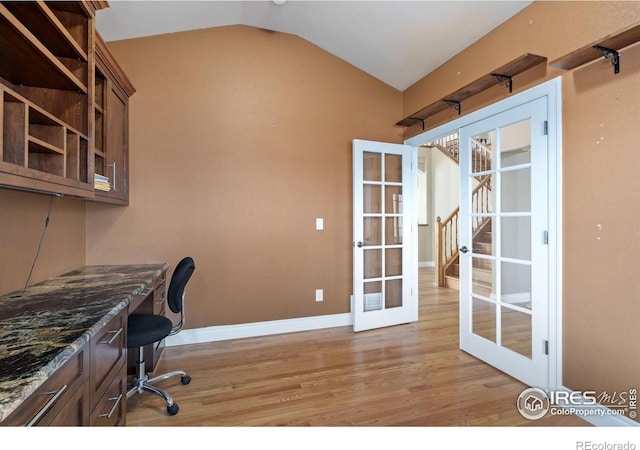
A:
593;45;620;74
410;117;425;130
443;99;461;115
491;73;513;93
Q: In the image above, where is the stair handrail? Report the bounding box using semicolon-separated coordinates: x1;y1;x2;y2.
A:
435;175;492;286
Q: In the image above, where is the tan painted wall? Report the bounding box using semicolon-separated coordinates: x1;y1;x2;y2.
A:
402;1;640;415
85;25;403;328
0;189;85;294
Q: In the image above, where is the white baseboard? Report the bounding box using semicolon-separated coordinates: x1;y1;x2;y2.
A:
419;261;435;268
165;312;353;346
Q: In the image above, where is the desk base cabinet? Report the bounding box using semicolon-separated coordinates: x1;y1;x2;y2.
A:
1;348;90;426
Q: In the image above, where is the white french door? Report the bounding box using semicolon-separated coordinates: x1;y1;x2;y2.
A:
352;139;417;332
458;97;550;389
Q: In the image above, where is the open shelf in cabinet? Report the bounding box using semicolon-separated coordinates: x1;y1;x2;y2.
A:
1;86;92;196
0;2;87;93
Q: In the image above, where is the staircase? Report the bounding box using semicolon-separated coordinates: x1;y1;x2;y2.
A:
428;132;493;290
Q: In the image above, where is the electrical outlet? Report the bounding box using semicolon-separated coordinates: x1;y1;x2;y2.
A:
315;289;323;302
316;218;324;230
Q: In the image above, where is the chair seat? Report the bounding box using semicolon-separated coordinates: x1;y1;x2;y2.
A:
127;314;173;349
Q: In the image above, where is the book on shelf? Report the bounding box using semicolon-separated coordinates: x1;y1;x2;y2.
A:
94;173;111;192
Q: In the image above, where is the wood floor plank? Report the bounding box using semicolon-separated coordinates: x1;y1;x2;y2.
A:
126;268;589;427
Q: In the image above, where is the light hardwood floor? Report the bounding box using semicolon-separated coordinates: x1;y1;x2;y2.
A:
126;268;589;427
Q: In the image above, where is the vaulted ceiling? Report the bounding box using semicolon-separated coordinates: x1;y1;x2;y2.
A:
96;1;531;91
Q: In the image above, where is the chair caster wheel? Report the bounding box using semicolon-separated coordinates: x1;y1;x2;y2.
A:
167;403;179;415
181;375;191;385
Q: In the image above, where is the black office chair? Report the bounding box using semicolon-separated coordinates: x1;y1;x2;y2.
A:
126;256;195;415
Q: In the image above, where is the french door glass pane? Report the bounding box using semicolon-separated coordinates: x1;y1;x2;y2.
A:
501;262;531;301
385;185;403;213
364;281;382;312
363;249;381;279
385;248;402;276
385;279;402;308
501;216;531;260
500;119;531;168
385;154;402;182
501;167;531;213
364;152;381;181
363;217;381;246
472;298;496;343
364;185;381;213
385;217;403;244
501;306;532;358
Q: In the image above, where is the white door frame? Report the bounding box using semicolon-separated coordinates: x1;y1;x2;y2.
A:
404;77;563;390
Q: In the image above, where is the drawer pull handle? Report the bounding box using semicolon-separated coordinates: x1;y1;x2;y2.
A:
99;394;123;420
155;297;166;306
156;278;166;288
26;384;67;426
139;287;153;297
99;327;123;345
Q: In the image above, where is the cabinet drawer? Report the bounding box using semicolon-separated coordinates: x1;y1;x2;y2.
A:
2;347;89;426
153;275;167;315
90;363;126;426
89;309;126;412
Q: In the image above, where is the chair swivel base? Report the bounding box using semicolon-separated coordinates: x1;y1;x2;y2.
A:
127;345;191;416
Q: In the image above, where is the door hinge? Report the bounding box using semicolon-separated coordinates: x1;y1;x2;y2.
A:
543;121;548;135
543;230;548;244
544;340;549;355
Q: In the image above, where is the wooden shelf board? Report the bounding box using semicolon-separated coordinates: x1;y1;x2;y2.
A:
0;5;87;93
3;2;88;61
550;22;640;70
396;54;547;127
28;136;64;155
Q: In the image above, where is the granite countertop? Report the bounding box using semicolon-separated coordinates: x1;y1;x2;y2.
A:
0;263;168;422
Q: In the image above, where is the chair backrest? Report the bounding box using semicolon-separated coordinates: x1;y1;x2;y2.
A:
168;256;195;314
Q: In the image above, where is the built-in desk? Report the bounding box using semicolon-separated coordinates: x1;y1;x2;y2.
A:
0;264;168;426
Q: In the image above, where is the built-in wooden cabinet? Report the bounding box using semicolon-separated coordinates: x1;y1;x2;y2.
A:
0;1;95;197
1;347;90;426
89;308;127;426
0;1;134;203
93;33;135;205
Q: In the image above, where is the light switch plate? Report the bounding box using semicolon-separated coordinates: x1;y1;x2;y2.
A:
316;218;324;230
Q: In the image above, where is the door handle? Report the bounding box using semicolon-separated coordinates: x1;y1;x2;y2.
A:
355;241;364;248
459;246;469;254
